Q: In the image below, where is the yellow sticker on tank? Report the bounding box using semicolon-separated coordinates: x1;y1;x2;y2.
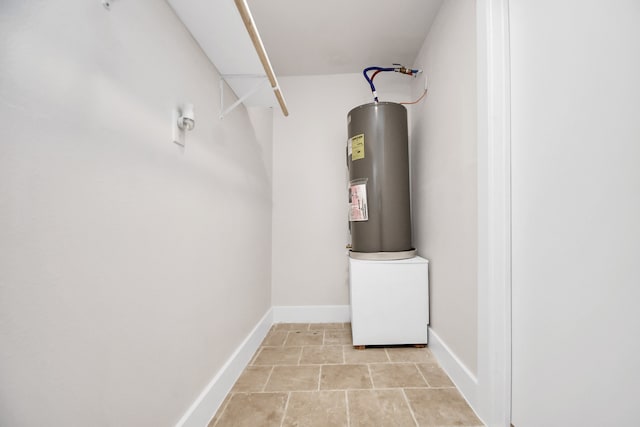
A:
351;134;365;161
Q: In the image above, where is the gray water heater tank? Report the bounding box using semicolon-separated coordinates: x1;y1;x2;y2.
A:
347;102;415;260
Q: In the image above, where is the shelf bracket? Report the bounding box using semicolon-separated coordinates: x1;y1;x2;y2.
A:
219;75;268;119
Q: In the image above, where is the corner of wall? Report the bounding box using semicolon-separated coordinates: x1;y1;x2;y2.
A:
175;308;274;427
428;328;484;424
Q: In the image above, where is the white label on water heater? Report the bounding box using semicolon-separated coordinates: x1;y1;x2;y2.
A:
349;179;368;221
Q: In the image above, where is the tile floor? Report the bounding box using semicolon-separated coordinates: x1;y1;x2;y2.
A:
209;323;483;427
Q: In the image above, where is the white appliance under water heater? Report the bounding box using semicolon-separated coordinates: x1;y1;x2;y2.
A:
347;88;429;346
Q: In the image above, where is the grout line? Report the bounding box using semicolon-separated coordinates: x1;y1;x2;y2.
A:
250;347;264;366
210;392;234;427
317;365;322;391
216;386;437;394
254;360;434;367
424;386;457;390
279;392;291;427
283;331;292;347
366;363;375;389
262;366;275;392
415;362;431;387
401;388;420;427
345;389;351;427
296;346;303;365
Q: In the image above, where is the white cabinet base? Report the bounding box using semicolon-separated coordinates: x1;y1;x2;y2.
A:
349;256;429;346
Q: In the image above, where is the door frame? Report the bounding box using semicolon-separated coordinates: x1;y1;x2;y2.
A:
476;0;512;425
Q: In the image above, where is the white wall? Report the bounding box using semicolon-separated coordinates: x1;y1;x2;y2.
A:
409;0;478;375
510;1;640;425
0;1;272;425
271;73;411;306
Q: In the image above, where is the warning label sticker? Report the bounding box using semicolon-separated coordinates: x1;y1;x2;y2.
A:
350;134;365;161
348;179;368;221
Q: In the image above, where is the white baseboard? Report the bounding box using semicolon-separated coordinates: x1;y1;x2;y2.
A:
427;327;480;413
175;308;273;427
175;308;483;427
175;305;350;426
272;305;351;323
175;308;486;427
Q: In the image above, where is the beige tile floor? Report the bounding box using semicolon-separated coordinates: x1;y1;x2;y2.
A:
209;323;483;427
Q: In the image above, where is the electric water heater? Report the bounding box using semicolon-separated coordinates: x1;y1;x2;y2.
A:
347;102;414;260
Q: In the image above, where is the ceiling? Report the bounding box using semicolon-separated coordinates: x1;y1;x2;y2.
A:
246;0;444;76
167;0;443;110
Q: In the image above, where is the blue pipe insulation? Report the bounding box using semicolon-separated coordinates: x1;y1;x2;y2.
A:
363;66;395;93
363;66;421;102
